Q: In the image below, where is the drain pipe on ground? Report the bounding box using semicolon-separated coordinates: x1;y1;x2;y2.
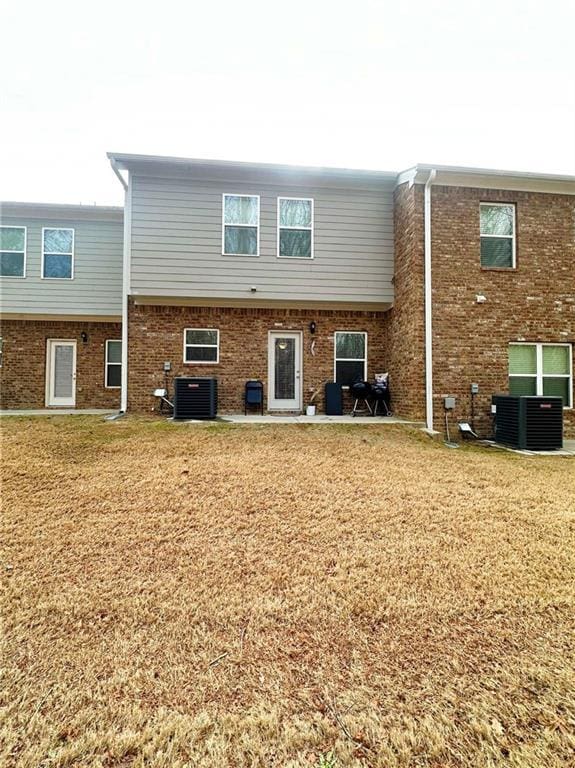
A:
424;169;436;432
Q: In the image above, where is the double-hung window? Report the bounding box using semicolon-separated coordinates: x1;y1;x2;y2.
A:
278;198;313;258
334;331;367;385
509;343;572;407
184;329;219;364
222;194;259;256
480;203;515;268
105;340;122;388
42;228;74;279
0;226;26;277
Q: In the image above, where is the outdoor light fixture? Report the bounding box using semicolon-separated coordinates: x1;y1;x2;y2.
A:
80;331;88;343
309;321;316;334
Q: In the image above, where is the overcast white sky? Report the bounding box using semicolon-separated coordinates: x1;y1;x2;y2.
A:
1;0;574;205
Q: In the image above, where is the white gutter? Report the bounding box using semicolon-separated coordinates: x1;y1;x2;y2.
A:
109;158;128;192
424;169;436;431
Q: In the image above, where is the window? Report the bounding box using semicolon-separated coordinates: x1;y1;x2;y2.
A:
480;203;515;268
509;343;572;408
42;228;74;279
222;195;259;256
105;340;122;388
278;198;313;258
334;331;367;385
184;329;219;364
0;226;26;277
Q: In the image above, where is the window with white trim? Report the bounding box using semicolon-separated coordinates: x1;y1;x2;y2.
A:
222;195;259;256
43;228;74;279
105;340;122;388
509;343;572;408
184;329;219;364
334;331;367;385
0;226;26;277
480;203;515;268
278;198;313;258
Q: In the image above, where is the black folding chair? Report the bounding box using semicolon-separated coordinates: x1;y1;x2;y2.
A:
245;380;264;415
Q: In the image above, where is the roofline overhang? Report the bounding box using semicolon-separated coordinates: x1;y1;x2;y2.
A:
0;201;124;220
397;164;575;195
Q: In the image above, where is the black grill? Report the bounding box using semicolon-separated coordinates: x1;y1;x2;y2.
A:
492;395;563;450
173;377;218;420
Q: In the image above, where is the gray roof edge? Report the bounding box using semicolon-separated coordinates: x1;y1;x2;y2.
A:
106;151;399;180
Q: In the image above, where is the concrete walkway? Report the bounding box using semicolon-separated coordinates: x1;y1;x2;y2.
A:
219;414;423;425
0;409;117;417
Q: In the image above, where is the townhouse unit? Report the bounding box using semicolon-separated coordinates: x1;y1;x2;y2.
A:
0;202;123;409
1;154;574;437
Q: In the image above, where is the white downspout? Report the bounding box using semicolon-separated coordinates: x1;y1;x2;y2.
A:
424;169;436;431
120;178;131;413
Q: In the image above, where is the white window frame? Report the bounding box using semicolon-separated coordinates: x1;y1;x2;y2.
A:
0;225;27;278
222;194;260;257
480;202;516;269
42;227;75;280
277;197;314;259
183;328;220;365
105;339;122;389
333;331;368;384
509;342;572;409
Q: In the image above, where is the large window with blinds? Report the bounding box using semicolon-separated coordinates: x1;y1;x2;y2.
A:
508;343;572;408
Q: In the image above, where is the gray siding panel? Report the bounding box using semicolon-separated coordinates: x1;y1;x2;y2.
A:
0;216;123;316
130;175;394;304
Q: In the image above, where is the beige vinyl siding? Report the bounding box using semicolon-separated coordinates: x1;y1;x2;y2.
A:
129;175;394;304
0;215;123;316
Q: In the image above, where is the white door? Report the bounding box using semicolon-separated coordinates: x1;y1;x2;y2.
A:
268;332;302;410
46;340;76;407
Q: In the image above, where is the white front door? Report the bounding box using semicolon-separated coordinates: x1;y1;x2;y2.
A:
268;332;302;410
46;340;77;407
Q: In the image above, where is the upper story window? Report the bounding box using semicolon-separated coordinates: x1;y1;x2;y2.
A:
42;228;74;279
278;198;313;258
334;331;367;385
509;343;572;408
0;226;26;277
222;195;259;256
480;203;515;268
184;328;220;364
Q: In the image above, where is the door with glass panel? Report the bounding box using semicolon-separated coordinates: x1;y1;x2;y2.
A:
268;332;302;410
46;340;76;407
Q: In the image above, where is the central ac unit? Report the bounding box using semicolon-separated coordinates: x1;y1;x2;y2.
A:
173;377;218;420
492;395;563;450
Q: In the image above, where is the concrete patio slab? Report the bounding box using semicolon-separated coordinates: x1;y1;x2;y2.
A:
219;414;423;425
483;439;575;457
0;409;117;417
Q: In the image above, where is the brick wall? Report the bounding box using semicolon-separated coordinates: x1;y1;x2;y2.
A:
127;301;389;414
429;185;575;437
0;319;122;409
387;183;426;421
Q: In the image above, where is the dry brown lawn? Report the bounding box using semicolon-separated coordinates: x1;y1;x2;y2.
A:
1;416;575;768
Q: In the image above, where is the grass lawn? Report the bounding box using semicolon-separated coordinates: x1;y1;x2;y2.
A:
2;417;575;767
